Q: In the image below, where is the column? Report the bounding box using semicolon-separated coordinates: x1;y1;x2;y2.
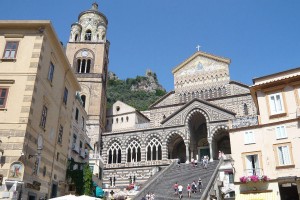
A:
162;142;168;160
185;142;190;162
208;138;213;162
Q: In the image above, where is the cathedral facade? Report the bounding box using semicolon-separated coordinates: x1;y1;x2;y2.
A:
101;51;258;187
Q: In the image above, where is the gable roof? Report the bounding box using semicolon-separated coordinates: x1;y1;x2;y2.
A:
172;51;231;74
149;91;175;109
161;98;236;125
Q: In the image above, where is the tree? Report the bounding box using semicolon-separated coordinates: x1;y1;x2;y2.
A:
83;164;93;195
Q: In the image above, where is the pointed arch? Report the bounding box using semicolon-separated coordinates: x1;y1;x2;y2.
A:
107;140;122;164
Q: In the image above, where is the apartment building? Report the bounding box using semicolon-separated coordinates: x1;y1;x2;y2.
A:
230;67;300;200
0;21;80;200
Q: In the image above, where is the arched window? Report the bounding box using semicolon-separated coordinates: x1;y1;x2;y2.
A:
107;142;122;164
146;138;162;161
126;116;129;122
85;30;92;41
75;34;79;42
77;59;91;73
121;117;123;123
126;140;141;162
244;103;249;115
81;95;86;108
218;88;222;97
116;118;119;123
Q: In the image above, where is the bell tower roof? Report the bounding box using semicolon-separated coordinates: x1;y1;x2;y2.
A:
78;2;108;25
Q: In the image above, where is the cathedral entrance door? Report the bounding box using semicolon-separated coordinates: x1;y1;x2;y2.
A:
198;147;210;161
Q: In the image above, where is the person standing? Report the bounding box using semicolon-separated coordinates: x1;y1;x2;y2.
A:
173;182;179;195
198;178;203;193
178;184;183;199
192;180;197;193
187;184;191;198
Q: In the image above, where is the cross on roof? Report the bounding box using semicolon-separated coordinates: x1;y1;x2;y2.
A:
196;45;201;51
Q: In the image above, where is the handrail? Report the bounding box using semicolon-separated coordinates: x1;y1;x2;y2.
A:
133;161;176;200
200;159;223;200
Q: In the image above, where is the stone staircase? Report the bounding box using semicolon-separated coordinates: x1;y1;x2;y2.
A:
134;161;219;200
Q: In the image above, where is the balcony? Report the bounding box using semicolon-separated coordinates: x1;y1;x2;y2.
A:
72;143;79;153
244;168;263;176
79;149;86;158
231;116;258;129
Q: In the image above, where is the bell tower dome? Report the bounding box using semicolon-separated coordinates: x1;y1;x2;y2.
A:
66;3;109;152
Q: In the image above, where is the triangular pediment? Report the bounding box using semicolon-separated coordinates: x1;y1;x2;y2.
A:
172;51;231;76
161;99;235;127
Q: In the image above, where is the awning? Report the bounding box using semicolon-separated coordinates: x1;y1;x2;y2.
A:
236;192;277;200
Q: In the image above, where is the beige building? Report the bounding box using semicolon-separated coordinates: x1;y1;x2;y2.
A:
230;67;300;199
65;94;93;194
0;21;80;199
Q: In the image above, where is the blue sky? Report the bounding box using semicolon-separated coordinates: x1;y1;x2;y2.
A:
1;0;300;91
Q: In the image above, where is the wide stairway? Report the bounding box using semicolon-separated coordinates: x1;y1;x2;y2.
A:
135;161;219;200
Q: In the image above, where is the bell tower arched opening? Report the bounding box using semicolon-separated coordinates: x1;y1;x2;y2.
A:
187;110;208;161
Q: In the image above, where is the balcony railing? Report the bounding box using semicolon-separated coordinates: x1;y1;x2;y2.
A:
231;115;258;129
72;143;79;153
244;168;263;176
79;149;86;158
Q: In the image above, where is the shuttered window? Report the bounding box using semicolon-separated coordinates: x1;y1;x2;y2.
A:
278;146;291;166
275;125;287;139
269;93;284;115
244;131;255;144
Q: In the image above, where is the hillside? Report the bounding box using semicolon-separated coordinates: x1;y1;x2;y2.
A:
107;70;166;111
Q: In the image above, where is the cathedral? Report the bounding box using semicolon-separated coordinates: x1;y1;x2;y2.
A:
64;3;257;188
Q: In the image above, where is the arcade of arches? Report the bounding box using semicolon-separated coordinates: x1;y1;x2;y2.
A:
167;110;231;163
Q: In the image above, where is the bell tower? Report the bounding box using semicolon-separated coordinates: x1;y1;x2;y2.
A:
66;2;109;152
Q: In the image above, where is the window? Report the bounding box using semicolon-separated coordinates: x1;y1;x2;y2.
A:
269;92;284;115
276;125;287;139
107;142;122;164
245;154;261;176
77;59;91;73
85;30;92;41
56;152;59;161
72;134;77;144
63;87;68;105
243;103;249;115
244;131;255;144
146;137;162;161
57;125;63;144
228;172;234;183
81;95;86;108
126;140;141;162
3;41;18;59
48;62;55;83
82;117;85;130
40;105;48;129
43;166;47;177
277;145;291;166
0;88;9;108
75;108;79;121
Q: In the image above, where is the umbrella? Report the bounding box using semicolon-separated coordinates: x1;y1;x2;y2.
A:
49;194;78;200
77;195;102;200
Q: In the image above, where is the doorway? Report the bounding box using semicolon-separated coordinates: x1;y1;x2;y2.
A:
279;183;299;200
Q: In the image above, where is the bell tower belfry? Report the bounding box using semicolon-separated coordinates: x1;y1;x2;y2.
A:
66;2;109;152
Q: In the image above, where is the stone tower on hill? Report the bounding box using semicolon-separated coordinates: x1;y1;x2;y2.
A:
66;3;109;152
